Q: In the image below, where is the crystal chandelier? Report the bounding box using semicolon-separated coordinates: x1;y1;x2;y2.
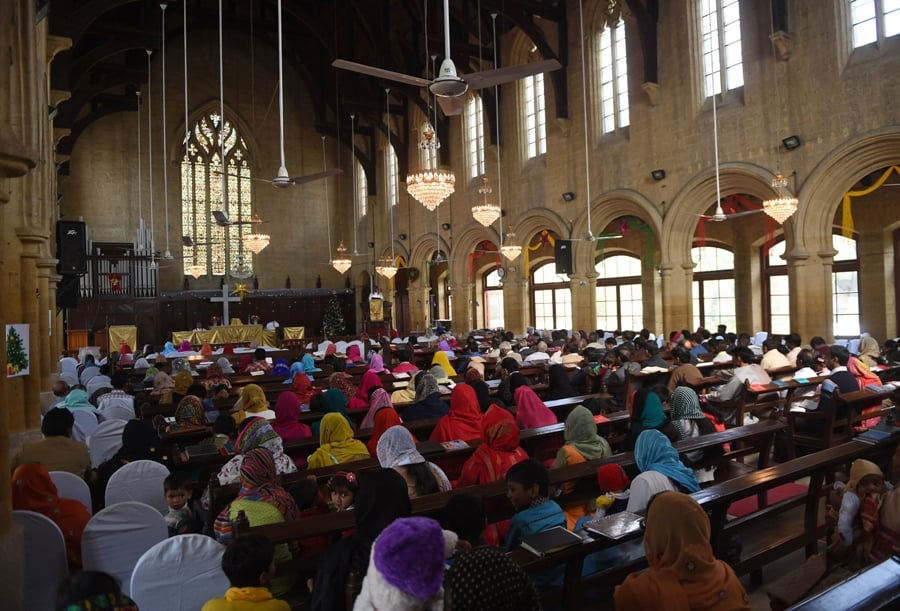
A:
762;173;798;224
185;264;205;279
243;232;270;254
376;255;398;279
332;241;352;275
407;121;455;211
500;233;522;261
230;254;253;280
472;175;501;227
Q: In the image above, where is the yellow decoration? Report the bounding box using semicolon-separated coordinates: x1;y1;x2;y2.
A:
171;325;275;346
842;165;900;238
523;229;556;271
231;284;250;301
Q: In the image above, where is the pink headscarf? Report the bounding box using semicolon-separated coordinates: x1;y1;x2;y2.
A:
272;391;312;444
368;352;389;374
514;386;557;429
178;340;193;352
361;387;393;429
346;344;362;363
347;369;383;411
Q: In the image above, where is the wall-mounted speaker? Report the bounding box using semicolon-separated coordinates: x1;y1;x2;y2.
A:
56;220;87;275
56;274;80;309
554;239;573;275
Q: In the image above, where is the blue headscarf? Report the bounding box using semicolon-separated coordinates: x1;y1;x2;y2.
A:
283;360;311;384
272;358;290;376
640;392;667;428
302;353;322;373
634;429;700;493
162;341;179;356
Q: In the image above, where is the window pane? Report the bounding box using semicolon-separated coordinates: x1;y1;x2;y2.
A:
485;289;504;328
692;246;734;272
833;234;857;261
767;239;786;267
886;0;900;36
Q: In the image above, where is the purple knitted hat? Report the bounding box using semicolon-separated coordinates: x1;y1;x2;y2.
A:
372;517;447;600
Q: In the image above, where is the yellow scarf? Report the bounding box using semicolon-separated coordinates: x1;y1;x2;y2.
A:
224;587;273;602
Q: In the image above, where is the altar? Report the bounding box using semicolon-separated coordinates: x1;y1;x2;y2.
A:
171;325;283;347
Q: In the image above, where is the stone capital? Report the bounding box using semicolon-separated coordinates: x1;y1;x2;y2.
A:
16;226;51;258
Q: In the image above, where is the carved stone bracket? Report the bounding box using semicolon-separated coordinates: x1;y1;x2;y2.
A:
770;31;792;61
641;82;661;106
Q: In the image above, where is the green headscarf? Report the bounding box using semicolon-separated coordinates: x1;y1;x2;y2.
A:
563;406;611;460
313;388;351;436
641;392;667;429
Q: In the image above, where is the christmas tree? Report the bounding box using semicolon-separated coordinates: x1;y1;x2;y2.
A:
6;326;29;375
322;296;346;336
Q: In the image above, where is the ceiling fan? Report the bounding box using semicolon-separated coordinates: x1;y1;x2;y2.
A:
698;204;764;222
332;0;562;116
181;235;219;247
212;211;269;227
569;231;624;243
215;167;343;189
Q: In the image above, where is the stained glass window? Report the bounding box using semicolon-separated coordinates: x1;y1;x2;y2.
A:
181;112;253;276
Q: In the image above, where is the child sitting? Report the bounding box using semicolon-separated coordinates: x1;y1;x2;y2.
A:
503;459;567;590
575;463;631;530
327;471;359;512
832;459;892;563
213;414;237;452
163;472;200;536
201;535;290;611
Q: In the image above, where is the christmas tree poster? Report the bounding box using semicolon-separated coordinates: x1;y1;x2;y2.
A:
6;324;30;378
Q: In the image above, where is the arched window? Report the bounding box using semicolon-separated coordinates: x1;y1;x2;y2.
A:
520;72;546;159
850;0;900;48
596;19;629;133
691;245;735;331
698;0;743;98
483;269;504;328
596;255;642;331
465;94;485;179
356;160;368;217
832;233;860;337
181;111;253;276
763;239;790;334
532;263;571;329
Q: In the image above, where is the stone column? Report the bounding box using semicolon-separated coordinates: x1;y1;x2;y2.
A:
16;227;49;430
502;272;530;333
408;285;431;332
568;273;595;332
732;239;756;333
37;257;60;391
451;281;475;331
785;248;835;342
660;260;695;332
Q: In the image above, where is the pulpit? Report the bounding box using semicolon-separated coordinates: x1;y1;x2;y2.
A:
364;301;392;338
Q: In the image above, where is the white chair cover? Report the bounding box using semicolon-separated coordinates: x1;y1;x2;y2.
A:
59;356;79;375
59;372;79;387
81;501;167;597
86;375;112;398
835;338;849;347
72;409;100;443
317;340;332;353
88;419;128;467
79;366;100;384
105;459;170;512
50;470;93;514
99;404;136;422
335;340;349;354
13;510;69;610
753;331;768;346
130;535;228;611
848;338;861;354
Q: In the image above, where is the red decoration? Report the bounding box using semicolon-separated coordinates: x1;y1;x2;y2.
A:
108;273;122;292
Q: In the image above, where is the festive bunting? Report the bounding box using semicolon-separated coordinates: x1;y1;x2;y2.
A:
842;166;900;238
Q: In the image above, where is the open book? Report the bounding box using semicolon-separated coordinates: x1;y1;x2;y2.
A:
584;511;644;540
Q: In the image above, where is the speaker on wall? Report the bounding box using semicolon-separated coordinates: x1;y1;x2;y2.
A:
555;239;573;275
56;274;80;309
56;220;87;274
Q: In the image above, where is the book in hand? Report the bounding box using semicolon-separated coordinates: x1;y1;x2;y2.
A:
519;526;583;557
584;511;644;540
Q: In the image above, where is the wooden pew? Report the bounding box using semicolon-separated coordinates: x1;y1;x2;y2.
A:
787;556;900;610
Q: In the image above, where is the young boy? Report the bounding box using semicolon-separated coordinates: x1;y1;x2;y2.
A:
163;472;200;536
201;535;290;611
503;459;567;589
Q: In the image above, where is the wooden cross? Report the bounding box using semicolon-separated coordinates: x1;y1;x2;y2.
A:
210;284;241;326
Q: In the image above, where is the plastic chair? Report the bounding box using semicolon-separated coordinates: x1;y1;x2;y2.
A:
98;404;136;422
81;501;167;597
86;375;112;398
88;419;128;467
50;470;93;514
72;409;100;443
79;366;100;385
130;535;228;610
105;460;170;512
13;510;69;610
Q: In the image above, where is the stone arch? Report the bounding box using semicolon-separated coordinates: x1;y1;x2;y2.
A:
793;126;900;257
507;208;569;271
408;233;451;270
449;223;500;287
171;99;261;169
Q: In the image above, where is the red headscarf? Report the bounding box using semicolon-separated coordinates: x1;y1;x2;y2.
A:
292;372;317;405
430;383;484;442
366;406;405;456
238;354;253;372
346;344;363;363
456;405;528;486
12;463;91;571
514;386;557;429
348;369;383;411
272;391;312;443
223;343;235;355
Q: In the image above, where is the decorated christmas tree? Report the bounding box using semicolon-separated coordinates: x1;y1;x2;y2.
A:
322;296;346;336
6;326;29;375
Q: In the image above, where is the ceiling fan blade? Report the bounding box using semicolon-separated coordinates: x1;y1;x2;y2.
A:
728;209;765;218
466;59;562;90
289;168;344;185
213;170;274;185
436;95;465;116
596;233;624;240
212;211;231;225
332;59;430;88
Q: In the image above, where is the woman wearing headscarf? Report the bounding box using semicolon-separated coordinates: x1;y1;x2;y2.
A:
366;404;405;456
429;384;483;442
301;353;322;374
345;343;363;364
64;389;98;414
348;369;383;411
231;383;273;424
361;387;394;429
216;416;298;485
290;371;318;408
151;371;175;399
309;469;411;611
172;369;193;397
272;391;313;444
216;356;235;374
200;340;213;356
445;546;541;611
214;447;299;597
847;355;884;429
162;341;179;357
400;373;448;422
202;364;231;391
513;386;557;429
132;357;150;372
670;387;720;472
329;371;356;402
222;343;235;355
626;429;700;514
390;370;419;405
178;339;193;352
170;395;206;428
857;336;882;368
307;412;370;469
429;350;455;379
283;360;307;385
552;405;613;528
376;425;451;498
271;358;291;377
626;387;679;451
12;463;91;571
92;420;166;508
455;405;528;488
546;363;578;400
313;388;352;436
367;352;389;374
615;491;750;610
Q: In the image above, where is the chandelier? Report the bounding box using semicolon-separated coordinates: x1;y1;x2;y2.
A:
332;241;352;275
185;264;205;279
243;233;270;254
500;233;522;261
230;254;253;280
762;173;798;224
376;255;398;279
472;175;501;227
407;121;455;211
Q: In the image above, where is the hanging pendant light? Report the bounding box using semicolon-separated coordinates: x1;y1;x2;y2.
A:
762;173;798;224
332;241;352;275
500;233;522;261
406;121;456;211
472;174;501;226
242;233;270;254
378;89;398;280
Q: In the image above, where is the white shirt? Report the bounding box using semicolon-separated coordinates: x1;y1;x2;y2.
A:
626;471;677;514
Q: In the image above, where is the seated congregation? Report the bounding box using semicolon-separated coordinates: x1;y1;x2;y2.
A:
14;326;900;610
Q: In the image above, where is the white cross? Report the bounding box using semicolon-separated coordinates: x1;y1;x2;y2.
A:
210;283;241;326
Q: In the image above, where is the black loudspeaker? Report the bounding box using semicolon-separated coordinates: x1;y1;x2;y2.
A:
555;239;573;275
57;220;87;274
56;275;80;309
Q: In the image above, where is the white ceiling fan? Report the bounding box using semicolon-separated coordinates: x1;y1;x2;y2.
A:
332;0;562;116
